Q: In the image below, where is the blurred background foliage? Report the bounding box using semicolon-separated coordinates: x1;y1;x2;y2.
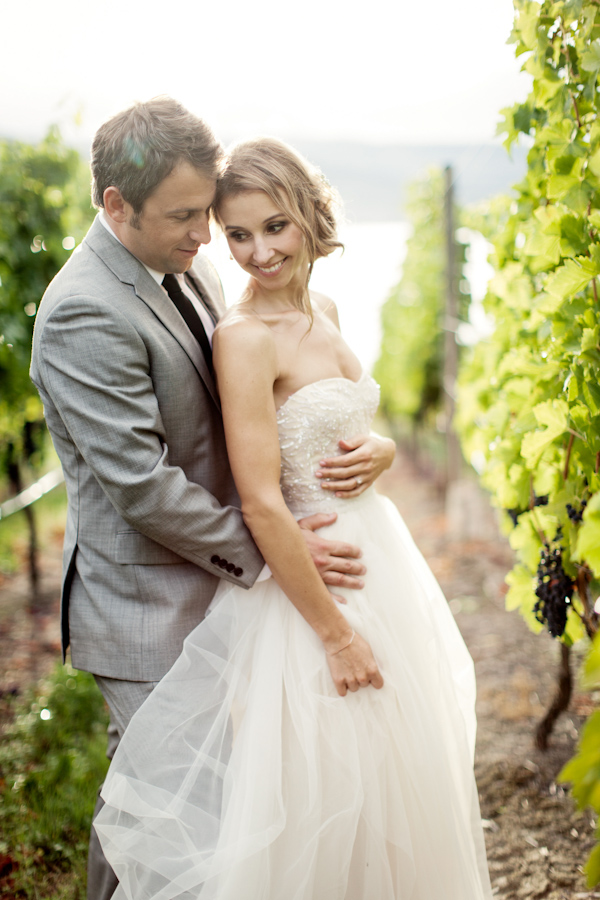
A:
0;127;94;609
0;665;109;898
0;127;93;471
374;167;471;434
374;169;448;428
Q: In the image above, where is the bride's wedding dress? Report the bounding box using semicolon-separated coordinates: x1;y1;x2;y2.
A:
95;372;492;899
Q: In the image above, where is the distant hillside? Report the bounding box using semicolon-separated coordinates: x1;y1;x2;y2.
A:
0;129;527;224
289;141;528;222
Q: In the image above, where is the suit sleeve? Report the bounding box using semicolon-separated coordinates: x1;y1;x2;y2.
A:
36;293;264;587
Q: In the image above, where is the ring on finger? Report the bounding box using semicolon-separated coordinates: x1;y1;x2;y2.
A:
356;476;363;486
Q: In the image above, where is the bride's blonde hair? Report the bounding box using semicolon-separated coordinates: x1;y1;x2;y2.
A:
214;137;343;318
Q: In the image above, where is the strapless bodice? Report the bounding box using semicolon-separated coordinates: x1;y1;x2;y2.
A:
276;371;380;516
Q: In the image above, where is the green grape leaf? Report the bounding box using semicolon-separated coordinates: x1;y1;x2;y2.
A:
524;229;561;264
505;565;543;635
542;120;582;158
534;73;565;105
583;380;600;415
581;38;600;73
560;214;590;256
585;843;600;890
509;513;545;572
567;371;580;401
575;492;600;575
582;633;600;690
516;4;541;49
559;709;600;810
589;148;600;179
570;402;591;431
582;326;600;352
521;399;570;465
545;256;600;301
547;172;581;200
565;603;587;644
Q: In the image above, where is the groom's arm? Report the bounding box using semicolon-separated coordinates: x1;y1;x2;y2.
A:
33;293;264;588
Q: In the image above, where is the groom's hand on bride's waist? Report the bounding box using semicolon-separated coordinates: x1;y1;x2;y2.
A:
298;513;365;596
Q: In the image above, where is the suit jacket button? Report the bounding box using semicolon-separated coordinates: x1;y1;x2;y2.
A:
218;559;228;569
234;567;243;577
226;563;235;573
211;555;220;565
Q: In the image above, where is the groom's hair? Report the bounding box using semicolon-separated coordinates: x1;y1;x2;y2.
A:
91;96;223;214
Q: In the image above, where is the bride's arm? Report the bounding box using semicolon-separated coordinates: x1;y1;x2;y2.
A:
214;317;383;697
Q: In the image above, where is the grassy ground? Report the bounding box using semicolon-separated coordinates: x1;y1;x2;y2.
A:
0;664;109;899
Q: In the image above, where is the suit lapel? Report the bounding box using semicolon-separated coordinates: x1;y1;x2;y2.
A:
185;270;220;322
85;217;221;410
134;270;221;410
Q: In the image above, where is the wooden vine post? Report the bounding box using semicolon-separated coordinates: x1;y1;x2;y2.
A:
443;166;461;492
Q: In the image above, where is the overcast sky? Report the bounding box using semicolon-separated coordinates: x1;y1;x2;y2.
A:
2;0;530;150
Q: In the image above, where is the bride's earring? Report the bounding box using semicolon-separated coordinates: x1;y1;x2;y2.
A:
229;254;233;260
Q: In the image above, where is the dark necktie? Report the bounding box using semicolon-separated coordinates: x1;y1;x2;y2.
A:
162;274;213;369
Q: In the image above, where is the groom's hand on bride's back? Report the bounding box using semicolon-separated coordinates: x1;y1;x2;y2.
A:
298;513;365;597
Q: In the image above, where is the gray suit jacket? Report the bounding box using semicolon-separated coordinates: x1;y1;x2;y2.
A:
30;216;264;681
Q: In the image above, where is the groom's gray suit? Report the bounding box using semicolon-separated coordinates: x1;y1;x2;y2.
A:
30;215;264;681
31;214;264;899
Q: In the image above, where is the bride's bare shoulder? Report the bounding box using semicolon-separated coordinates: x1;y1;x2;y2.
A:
217;303;266;334
214;304;276;364
310;290;341;329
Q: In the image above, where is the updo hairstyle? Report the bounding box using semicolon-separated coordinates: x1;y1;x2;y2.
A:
215;137;343;314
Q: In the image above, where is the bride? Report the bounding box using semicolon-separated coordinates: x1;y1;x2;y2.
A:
95;138;493;899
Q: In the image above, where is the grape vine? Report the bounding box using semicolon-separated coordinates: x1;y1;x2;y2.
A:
454;0;600;884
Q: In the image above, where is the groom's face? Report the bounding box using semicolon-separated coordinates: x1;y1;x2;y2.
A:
118;162;216;274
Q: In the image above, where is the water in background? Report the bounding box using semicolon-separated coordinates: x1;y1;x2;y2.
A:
203;221;411;372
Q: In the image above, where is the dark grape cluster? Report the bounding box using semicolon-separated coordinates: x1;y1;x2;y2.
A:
506;495;549;528
506;508;521;527
533;540;575;638
566;500;587;523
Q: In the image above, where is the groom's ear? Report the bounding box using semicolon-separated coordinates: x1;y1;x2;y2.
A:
103;186;129;224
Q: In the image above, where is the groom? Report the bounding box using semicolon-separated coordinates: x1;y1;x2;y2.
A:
30;97;375;899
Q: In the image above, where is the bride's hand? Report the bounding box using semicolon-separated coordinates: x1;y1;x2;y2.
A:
324;629;384;696
316;433;396;498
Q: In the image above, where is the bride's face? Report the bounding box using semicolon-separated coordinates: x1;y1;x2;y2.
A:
220;191;308;294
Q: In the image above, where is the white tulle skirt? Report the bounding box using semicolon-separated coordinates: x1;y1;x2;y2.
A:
95;490;492;899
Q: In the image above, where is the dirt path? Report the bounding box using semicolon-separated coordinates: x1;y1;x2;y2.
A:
1;452;599;898
0;528;62;723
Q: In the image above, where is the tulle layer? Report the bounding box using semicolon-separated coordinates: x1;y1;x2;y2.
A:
95;491;492;899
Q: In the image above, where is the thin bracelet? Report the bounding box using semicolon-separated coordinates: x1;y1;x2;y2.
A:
328;630;356;656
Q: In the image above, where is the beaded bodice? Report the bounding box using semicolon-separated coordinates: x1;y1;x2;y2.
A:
276;371;380;517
